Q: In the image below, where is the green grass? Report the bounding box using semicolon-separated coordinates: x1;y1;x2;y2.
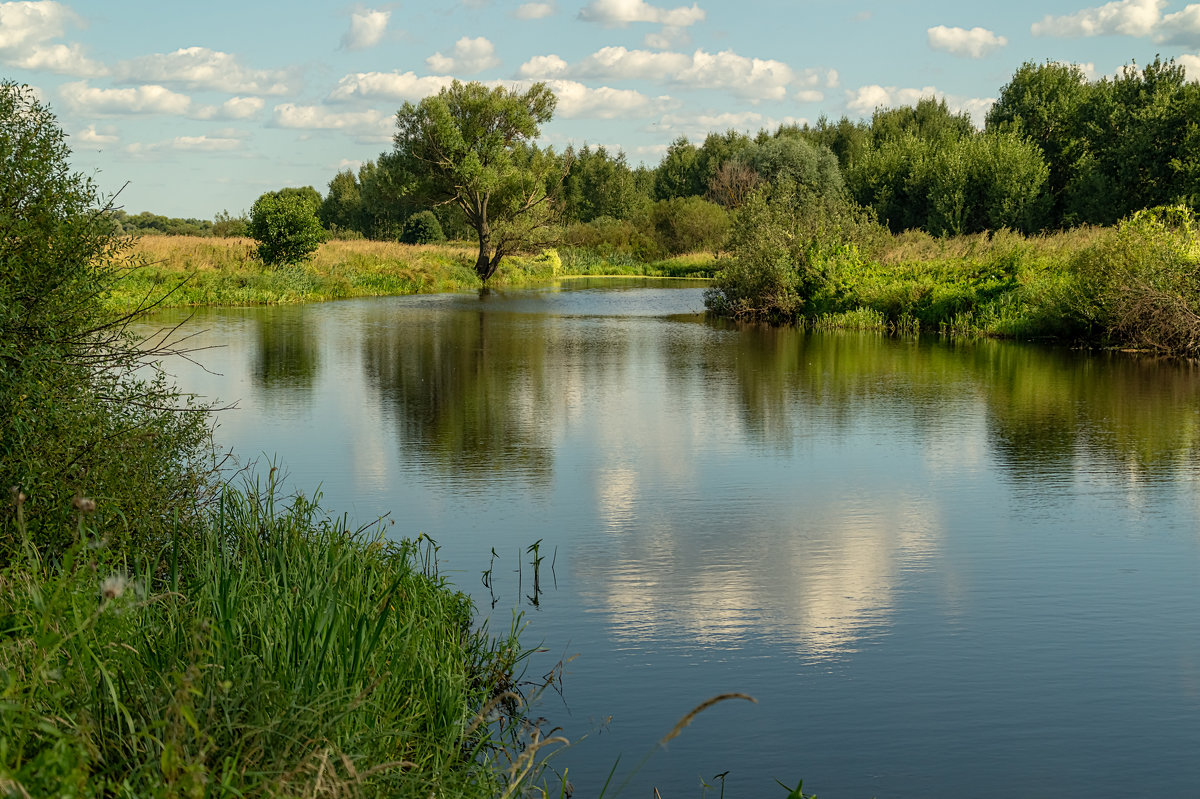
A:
0;476;549;798
102;236;718;314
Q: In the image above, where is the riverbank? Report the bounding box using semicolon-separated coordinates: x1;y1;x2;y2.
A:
709;206;1200;355
104;235;716;313
2;476;552;798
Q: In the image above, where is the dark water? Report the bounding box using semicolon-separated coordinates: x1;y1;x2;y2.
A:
143;279;1200;797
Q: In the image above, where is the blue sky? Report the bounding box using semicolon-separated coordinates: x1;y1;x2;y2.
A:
5;0;1199;218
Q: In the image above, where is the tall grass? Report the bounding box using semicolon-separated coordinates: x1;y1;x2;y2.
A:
104;236;715;314
1;477;547;798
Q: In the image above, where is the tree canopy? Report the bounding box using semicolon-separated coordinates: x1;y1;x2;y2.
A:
391;80;558;282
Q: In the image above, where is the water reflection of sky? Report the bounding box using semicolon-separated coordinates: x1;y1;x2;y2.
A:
139;285;1200;798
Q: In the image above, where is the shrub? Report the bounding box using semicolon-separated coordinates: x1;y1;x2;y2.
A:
401;209;446;244
248;191;326;265
0;81;215;557
649;196;730;255
1074;206;1200;354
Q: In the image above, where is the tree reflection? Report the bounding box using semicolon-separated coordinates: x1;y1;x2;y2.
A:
673;321;1200;481
359;303;559;485
251;310;320;390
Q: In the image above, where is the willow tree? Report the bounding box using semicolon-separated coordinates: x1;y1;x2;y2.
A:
392;80;558;282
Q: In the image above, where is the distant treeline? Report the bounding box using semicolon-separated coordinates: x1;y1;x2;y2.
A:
152;57;1198;252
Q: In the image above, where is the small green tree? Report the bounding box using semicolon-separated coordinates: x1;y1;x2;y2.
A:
249;190;326;265
400;210;445;244
391;80;559;282
0;81;213;555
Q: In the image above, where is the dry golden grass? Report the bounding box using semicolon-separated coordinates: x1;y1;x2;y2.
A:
131;234;477;273
877;226;1110;265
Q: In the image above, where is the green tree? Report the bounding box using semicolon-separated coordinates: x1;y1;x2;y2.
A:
248;190;326;265
1067;57;1200;224
986;60;1092;226
391;80;559;282
869;97;974;145
746;134;845;198
654;136;704;200
213;208;249;237
0;81;213;555
560;144;645;223
400;209;446;244
319;169;366;235
649;196;730;255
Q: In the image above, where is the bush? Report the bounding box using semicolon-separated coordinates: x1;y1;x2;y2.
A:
0;81;215;557
401;210;446;244
1073;206;1200;354
248;191;326;265
705;185;884;322
649;196;730;255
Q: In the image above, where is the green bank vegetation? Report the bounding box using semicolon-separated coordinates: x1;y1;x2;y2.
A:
117;56;1200;355
0;80;566;798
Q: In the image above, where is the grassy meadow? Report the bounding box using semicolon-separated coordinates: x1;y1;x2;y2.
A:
105;235;716;314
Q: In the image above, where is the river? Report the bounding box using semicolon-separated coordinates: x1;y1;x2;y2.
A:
143;278;1200;797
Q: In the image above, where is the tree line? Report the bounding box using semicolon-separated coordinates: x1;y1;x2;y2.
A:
160;57;1199;277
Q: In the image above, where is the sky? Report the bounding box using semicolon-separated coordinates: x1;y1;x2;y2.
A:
4;0;1200;218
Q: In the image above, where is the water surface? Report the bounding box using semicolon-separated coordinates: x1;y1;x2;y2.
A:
145;279;1200;797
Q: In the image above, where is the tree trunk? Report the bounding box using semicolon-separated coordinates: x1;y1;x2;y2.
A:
474;222;493;282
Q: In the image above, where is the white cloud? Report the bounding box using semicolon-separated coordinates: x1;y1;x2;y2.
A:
574;46;794;101
75;124;118;145
515;2;555;19
846;84;993;126
927;25;1008;58
59;81;192;115
0;0;106;76
795;89;824;102
193;96;265;120
125;134;248;155
575;46;690;78
796;66;839;89
426;36;500;74
328;71;455;102
675;49;794;101
579;0;705;27
541;79;664;118
579;0;704;48
1180;52;1200;75
518;54;569;77
272;103;394;142
1031;0;1164;37
341;8;390;50
1158;4;1200;46
117;47;291;94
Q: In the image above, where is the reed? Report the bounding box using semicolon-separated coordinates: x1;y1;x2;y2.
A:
0;477;545;798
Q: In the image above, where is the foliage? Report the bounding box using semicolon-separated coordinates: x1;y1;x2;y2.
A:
654;136;704;200
391;80;559;281
988;57;1200;228
986;60;1092;224
560;144;647;223
1069;206;1200;354
868;96;974;145
400;209;446;244
848;131;1049;235
212;208;248;237
319;168;366;236
0;80;215;558
649;196;730;255
248;189;327;265
0;480;541;798
112;209;214;236
747;132;845;198
705;185;879;321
